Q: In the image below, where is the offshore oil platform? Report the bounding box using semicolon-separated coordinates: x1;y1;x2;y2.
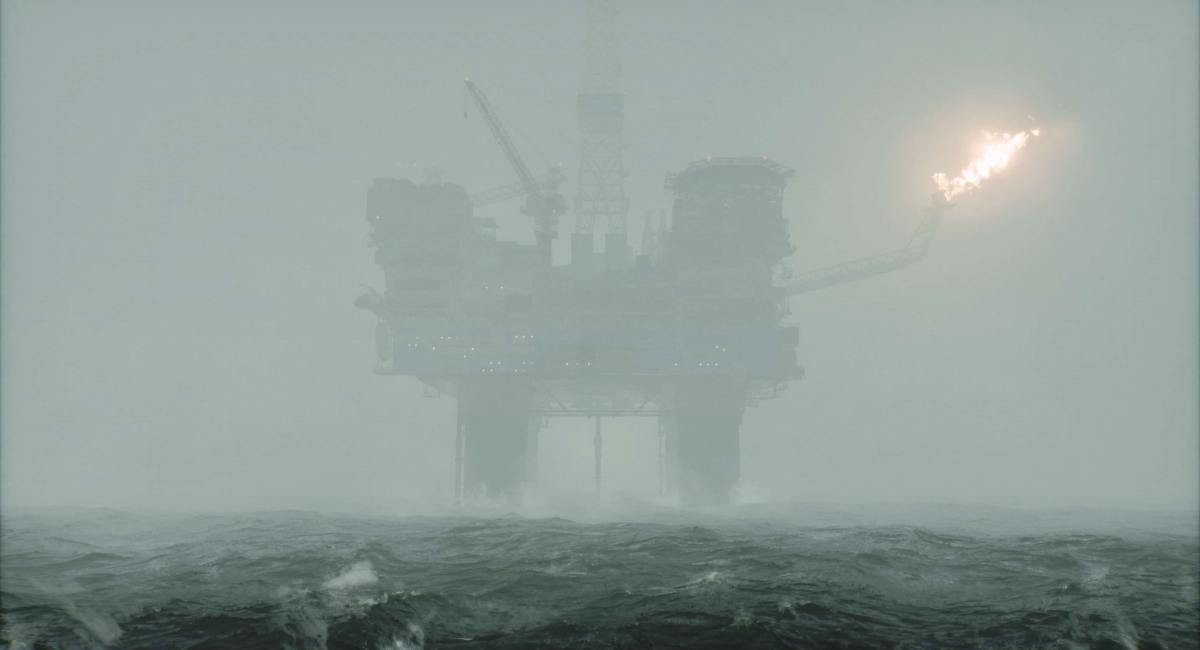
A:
356;1;945;506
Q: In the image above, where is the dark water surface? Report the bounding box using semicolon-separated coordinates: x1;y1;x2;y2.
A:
2;506;1196;648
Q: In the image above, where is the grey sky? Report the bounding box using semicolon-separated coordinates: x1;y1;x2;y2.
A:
2;0;1196;512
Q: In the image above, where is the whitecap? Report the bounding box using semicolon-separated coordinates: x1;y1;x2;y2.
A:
383;623;425;649
323;561;379;590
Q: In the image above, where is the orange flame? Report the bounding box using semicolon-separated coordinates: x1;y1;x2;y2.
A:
932;128;1039;201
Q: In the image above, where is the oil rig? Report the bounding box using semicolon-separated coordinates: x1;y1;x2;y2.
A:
355;0;945;506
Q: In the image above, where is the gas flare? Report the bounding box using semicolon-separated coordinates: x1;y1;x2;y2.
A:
932;128;1039;201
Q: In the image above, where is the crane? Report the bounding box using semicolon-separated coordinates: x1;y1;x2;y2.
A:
786;197;951;295
469;165;566;209
464;78;566;263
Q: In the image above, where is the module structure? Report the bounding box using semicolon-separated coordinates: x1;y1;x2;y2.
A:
357;157;801;506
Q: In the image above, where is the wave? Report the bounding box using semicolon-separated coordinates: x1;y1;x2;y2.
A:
1;509;1196;648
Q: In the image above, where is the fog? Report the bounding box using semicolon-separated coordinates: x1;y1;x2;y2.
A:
2;0;1196;514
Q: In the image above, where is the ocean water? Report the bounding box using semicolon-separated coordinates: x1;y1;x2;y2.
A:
1;505;1196;649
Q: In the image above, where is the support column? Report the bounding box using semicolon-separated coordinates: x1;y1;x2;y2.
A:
593;416;603;495
662;414;679;500
454;404;464;505
667;380;746;506
526;418;541;488
458;378;534;503
657;417;665;496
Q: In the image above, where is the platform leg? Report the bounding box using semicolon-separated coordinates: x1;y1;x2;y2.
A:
668;380;745;506
459;379;533;504
454;406;464;505
593;416;603;496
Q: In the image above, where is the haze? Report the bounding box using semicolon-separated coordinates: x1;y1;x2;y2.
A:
2;0;1196;514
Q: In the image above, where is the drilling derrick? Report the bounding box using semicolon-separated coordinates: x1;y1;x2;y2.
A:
574;0;630;271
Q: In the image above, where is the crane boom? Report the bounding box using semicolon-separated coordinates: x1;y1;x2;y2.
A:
786;200;948;295
464;78;564;261
469;166;565;208
464;79;542;202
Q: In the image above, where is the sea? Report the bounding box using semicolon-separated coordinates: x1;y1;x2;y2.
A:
1;503;1196;648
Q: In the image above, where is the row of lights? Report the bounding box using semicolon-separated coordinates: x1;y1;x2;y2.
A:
404;338;726;350
401;343;728;370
